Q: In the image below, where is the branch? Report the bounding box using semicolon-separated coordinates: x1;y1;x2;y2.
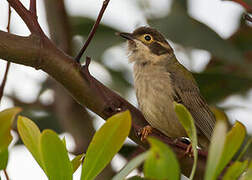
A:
7;0;43;35
29;0;37;18
75;0;110;62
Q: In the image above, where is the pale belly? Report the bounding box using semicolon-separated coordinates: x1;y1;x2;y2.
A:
134;67;186;138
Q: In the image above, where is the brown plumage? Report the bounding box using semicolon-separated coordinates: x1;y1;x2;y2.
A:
119;27;216;149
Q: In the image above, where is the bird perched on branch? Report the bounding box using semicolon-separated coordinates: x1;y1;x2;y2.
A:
118;27;216;150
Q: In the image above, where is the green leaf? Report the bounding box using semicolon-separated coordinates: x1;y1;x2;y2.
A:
223;160;248;180
149;0;244;64
237;137;252;161
81;111;132;180
71;154;85;173
144;137;180;180
173;102;198;180
112;151;149;180
240;161;252;180
204;118;228;180
17;116;43;169
194;72;252;104
216;121;246;177
0;107;22;150
40;129;73;180
0;148;8;170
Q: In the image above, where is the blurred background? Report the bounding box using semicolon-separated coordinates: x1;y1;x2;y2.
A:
0;0;251;179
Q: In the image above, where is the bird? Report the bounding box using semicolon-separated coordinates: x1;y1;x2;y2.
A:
118;26;216;150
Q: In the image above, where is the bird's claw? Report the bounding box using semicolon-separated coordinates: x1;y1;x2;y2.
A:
138;125;153;141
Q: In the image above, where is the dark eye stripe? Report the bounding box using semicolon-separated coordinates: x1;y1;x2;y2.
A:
144;35;151;41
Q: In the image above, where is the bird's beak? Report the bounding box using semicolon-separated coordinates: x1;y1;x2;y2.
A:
116;32;134;40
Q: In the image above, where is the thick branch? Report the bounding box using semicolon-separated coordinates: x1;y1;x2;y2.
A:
0;30;206;178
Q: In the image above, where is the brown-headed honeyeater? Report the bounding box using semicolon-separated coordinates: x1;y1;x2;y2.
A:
118;27;216;150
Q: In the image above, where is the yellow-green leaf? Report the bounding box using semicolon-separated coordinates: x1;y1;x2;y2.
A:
40;130;73;180
144;137;180;180
17;116;43;169
240;161;252;180
112;151;149;180
216;121;246;177
0;107;21;150
174;102;198;180
0;148;8;170
204;118;228;180
81;111;131;180
71;154;85;173
223;160;248;180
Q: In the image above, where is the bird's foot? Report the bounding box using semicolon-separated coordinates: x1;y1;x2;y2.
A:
184;143;194;157
138;125;153;141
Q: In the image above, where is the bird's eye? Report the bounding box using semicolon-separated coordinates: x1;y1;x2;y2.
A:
144;35;152;41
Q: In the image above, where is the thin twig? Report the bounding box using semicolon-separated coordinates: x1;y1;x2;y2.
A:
7;4;11;32
7;0;44;35
75;0;110;63
3;169;10;180
0;4;12;103
29;0;37;18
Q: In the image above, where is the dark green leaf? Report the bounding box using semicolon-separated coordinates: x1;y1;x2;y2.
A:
81;111;132;180
194;72;252;103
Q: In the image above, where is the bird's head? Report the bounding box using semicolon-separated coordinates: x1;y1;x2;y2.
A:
117;27;174;64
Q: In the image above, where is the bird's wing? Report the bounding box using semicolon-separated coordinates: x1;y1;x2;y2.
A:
168;65;216;140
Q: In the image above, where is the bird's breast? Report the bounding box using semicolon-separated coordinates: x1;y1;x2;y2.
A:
133;64;186;137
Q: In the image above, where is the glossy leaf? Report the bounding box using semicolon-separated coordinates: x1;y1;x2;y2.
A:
144;137;180;180
223;160;248;180
40;130;73;180
216;122;246;177
204;118;227;180
17;116;43;168
81;111;132;180
112;151;149;180
71;154;85;173
0;107;21;150
173;102;197;180
149;0;244;64
0;148;8;170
